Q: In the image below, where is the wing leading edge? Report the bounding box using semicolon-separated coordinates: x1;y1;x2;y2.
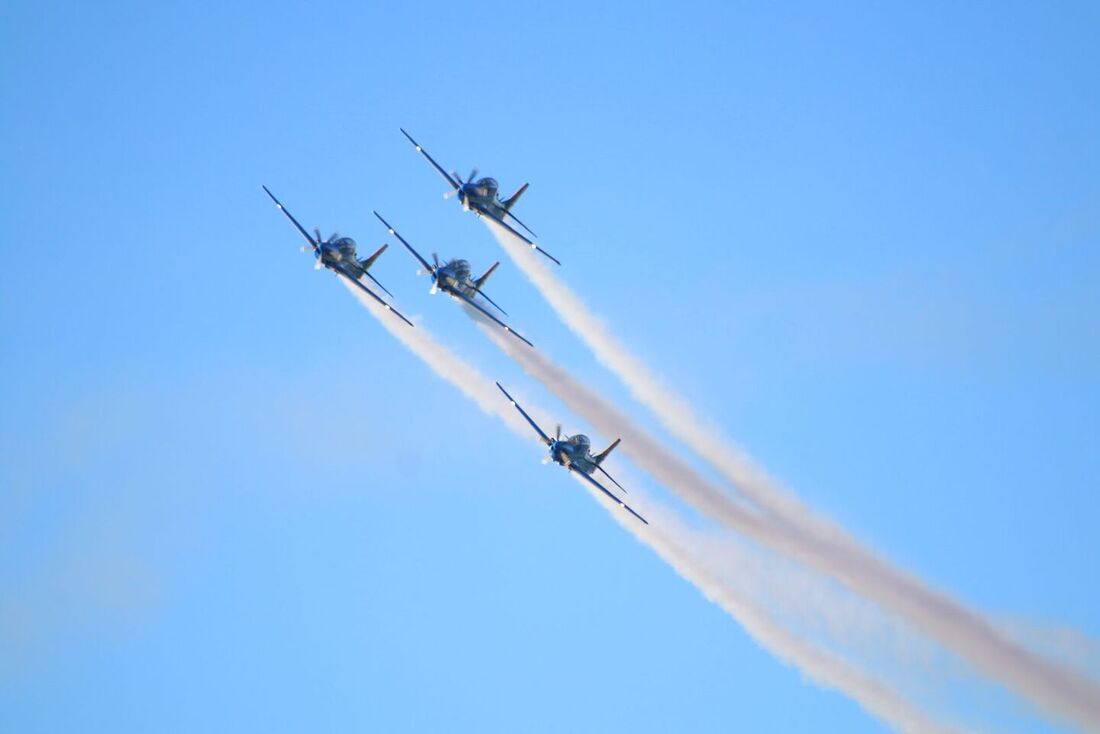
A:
456;292;534;348
571;467;649;525
496;382;552;445
262;185;318;253
400;128;460;192
372;211;434;273
477;205;562;266
330;263;415;328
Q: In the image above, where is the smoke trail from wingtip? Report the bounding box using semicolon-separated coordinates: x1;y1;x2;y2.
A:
482;221;1100;729
338;277;959;733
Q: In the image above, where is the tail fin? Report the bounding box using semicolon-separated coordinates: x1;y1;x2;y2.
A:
359;243;388;271
593;438;620;465
501;183;529;212
474;261;499;290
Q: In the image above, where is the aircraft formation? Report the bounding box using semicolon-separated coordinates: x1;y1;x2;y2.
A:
264;130;647;525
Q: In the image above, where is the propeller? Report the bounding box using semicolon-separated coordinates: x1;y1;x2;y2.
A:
555;424;562;440
444;169;478;199
428;252;440;295
308;227;325;268
444;171;463;199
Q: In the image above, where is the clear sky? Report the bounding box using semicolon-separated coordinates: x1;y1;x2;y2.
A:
2;1;1098;731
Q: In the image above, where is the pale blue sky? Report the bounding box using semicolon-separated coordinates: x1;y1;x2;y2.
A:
2;1;1098;731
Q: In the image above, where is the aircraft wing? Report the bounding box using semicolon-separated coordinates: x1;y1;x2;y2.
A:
476;204;562;266
597;465;627;494
496;382;552;446
372;211;434;273
505;209;538;239
262;185;318;252
571;467;649;525
330;263;415;328
363;270;394;299
455;290;533;348
400;128;460;192
471;285;508;316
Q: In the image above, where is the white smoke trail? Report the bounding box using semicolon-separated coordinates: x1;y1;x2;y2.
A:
484;221;823;530
339;276;959;733
605;489;964;734
479;224;1100;730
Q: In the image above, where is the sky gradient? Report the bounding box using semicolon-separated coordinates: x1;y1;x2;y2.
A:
2;1;1098;731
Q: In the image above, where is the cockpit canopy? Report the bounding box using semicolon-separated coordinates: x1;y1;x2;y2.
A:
569;434;591;450
448;259;471;280
476;177;498;192
334;237;356;251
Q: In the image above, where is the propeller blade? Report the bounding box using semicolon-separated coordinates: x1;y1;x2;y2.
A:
432;252;440;269
467;168;478;183
300;245;313;253
312;227;323;245
314;257;323;270
443;189;457;200
555;424;561;440
542;455;552;465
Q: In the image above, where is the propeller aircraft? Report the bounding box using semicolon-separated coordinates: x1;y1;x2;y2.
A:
373;212;534;348
496;382;648;525
399;128;561;266
263;186;414;328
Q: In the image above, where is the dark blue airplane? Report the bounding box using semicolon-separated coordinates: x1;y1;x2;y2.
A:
497;382;648;525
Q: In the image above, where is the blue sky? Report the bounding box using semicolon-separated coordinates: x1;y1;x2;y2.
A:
2;1;1098;731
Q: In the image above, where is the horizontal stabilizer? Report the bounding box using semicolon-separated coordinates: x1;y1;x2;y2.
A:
359;243;388;271
502;182;528;212
475;261;499;290
593;438;620;465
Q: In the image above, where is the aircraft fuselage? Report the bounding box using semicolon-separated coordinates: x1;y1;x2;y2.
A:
458;178;506;218
319;237;365;276
549;436;599;475
434;260;478;299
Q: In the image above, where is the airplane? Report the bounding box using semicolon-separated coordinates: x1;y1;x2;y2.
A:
262;186;414;328
373;211;534;348
399;128;562;266
496;382;649;525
